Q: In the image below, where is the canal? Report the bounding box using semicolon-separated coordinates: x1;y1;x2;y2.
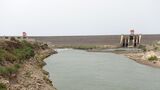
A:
44;49;160;90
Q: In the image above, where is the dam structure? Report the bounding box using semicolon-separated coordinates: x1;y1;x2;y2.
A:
120;30;142;47
32;34;160;47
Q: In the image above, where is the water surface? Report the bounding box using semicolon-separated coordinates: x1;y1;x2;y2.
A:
44;49;160;90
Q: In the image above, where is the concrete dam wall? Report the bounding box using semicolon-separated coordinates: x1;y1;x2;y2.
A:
32;34;160;46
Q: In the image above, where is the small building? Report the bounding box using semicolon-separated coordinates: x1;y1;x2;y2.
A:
120;30;142;47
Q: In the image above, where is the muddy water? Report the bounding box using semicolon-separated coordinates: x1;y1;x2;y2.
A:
44;49;160;90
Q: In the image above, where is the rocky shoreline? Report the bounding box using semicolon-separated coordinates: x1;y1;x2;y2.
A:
1;48;57;90
119;52;160;68
0;40;57;90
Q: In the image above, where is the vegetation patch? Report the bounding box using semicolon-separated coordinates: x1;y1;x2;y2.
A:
13;47;35;62
0;64;21;76
73;45;97;50
148;56;158;61
0;40;35;63
0;49;18;63
0;39;52;89
138;45;147;52
0;40;36;77
0;83;7;90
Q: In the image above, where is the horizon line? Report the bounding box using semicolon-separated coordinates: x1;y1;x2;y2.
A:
0;34;160;37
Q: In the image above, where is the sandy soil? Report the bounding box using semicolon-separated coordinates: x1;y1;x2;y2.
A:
120;52;160;68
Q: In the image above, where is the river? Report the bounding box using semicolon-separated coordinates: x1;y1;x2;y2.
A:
44;49;160;90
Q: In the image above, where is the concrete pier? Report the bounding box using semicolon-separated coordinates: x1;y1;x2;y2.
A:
120;30;142;47
120;34;142;47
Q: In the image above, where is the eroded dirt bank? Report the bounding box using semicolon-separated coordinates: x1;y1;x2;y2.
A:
0;40;57;90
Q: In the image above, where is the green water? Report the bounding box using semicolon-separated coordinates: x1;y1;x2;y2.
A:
44;49;160;90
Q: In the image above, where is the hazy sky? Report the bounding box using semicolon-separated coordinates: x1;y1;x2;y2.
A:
0;0;160;36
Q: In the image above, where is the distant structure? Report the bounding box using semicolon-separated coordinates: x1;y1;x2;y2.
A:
23;32;27;37
0;32;34;41
120;29;142;47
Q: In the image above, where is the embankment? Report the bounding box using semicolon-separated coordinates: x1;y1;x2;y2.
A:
32;34;160;46
0;39;57;90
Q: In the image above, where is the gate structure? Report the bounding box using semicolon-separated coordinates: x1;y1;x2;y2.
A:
120;30;142;47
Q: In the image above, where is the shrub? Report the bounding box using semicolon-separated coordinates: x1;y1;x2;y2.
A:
20;40;33;49
73;46;97;50
138;45;147;52
154;47;159;51
0;49;17;63
24;47;35;58
14;64;21;69
0;64;20;76
0;53;5;62
41;44;49;50
4;40;22;50
148;56;158;61
6;67;17;74
0;66;8;75
0;49;5;61
13;47;35;61
10;37;17;41
3;52;17;62
0;83;7;90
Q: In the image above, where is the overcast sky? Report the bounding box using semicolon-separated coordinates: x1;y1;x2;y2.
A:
0;0;160;36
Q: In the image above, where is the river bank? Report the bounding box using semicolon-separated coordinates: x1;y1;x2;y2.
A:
118;51;160;68
88;48;160;68
0;40;57;90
